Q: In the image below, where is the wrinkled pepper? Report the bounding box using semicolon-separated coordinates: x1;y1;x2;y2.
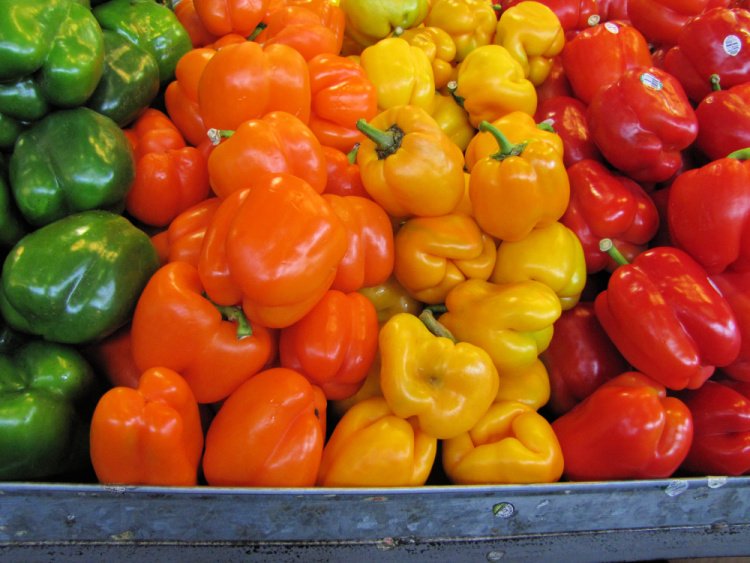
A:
339;0;429;47
424;0;497;62
192;0;267;37
498;0;599;33
399;26;457;91
494;359;551;412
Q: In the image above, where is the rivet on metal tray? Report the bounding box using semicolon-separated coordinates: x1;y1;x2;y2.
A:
664;479;689;497
492;502;515;518
65;514;76;525
487;550;505;560
377;537;396;551
707;476;728;489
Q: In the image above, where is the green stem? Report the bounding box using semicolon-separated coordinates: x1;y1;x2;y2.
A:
727;147;750;160
213;302;253;339
207;128;235;145
248;22;267;41
425;304;448;316
347;143;360;164
599;238;630;266
537;120;556;133
419;309;456;342
446;81;465;108
356;119;404;159
710;73;721;92
479;120;527;160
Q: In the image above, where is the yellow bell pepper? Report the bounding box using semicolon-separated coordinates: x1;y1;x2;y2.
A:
379;312;500;440
494;1;565;86
468;116;569;242
340;0;430;48
359;276;423;325
449;44;537;128
394;213;497;304
359;37;435;111
424;0;497;62
495;359;551;411
491;221;586;311
442;400;564;484
428;92;475;152
439;279;562;372
318;397;437;487
399;26;457;91
356;105;465;219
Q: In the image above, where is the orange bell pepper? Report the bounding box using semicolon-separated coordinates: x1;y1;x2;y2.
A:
321;145;369;198
172;0;219;48
89;367;204;486
150;197;221;267
198;173;348;328
193;0;268;37
202;367;327;487
198;41;311;131
207;111;327;198
164;47;215;146
130;261;276;403
84;324;141;389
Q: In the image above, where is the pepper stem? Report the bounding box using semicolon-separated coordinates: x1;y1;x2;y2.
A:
419;309;456;342
213;303;253;339
710;74;721;92
479;120;527;160
207;128;235;145
356;119;404;159
728;147;750;160
248;22;267;41
599;238;630;266
347;143;360;164
446;81;465;107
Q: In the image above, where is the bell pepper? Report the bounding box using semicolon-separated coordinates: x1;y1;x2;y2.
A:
131;261;275;404
202;367;327;487
467;117;569;242
322;146;369;198
443;400;564;484
552;372;694;480
562;159;660;274
587;66;699;184
424;0;497;62
307;53;379;153
280;289;379;401
0;0;104;111
494;1;566;86
89;366;203;486
393;213;497;305
93;0;192;85
534;96;602;167
86;29;160;128
662;7;750;103
541;301;629;415
83;324;141;389
323;194;395;294
0;159;27;250
198;174;347;329
359;37;435;111
339;0;429;48
595;241;741;391
0;340;96;480
379;311;500;440
535;55;572;105
711;271;750;383
197;41;311;131
207;111;327;198
0;77;52;126
695;81;750;161
498;0;599;33
449;44;537;128
318;396;437;487
171;0;220;48
0;115;25;153
598;0;630;21
164;47;215;147
1;211;160;344
678;379;750;476
192;0;267;37
439;279;562;373
358;276;423;325
151;198;220;267
9;107;135;227
561;20;653;105
428;93;475;153
494;359;551;411
355;105;466;219
399;26;457;92
329;352;383;416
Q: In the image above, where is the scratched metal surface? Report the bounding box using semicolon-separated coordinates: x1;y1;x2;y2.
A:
1;477;749;561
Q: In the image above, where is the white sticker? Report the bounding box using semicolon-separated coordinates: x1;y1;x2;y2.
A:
587;15;601;27
724;35;742;57
604;22;619;34
640;72;663;91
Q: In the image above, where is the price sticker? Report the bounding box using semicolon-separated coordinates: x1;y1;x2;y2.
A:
640;72;663;91
604;22;619;34
724;35;742;57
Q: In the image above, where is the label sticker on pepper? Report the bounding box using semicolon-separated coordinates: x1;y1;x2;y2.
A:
604;22;619;34
640;72;663;91
724;35;742;57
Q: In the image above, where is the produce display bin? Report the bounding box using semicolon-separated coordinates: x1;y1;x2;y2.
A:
2;476;749;562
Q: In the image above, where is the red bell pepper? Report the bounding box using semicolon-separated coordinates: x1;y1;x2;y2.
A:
587;66;698;183
534;56;573;104
594;242;741;390
710;271;750;383
561;20;653;105
695;81;750;161
541;301;630;416
627;0;733;48
678;379;750;476
552;371;694;480
562;159;659;274
84;324;141;390
663;7;750;103
150;197;221;268
322;146;369;198
534;96;602;167
598;0;630;21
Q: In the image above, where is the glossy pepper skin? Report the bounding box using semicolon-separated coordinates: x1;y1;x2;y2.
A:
203;367;327;487
89;367;204;486
695;82;750;161
150;198;220;268
321;146;369;198
439;279;562;373
499;0;599;33
358;276;423;325
443;400;564;484
198;174;347;329
587;67;699;184
318;396;436;488
428;93;475;153
10;107;135;227
356;106;465;219
339;0;429;48
393;213;497;305
131;261;275;404
164;47;215;147
534;96;602;168
192;0;267;37
0;159;26;250
399;26;457;91
207;111;327;198
627;0;733;48
1;211;160;345
424;0;497;62
379;312;500;440
594;244;741;391
0;0;104;111
711;271;750;382
494;359;551;411
552;372;694;481
562;159;660;274
172;0;220;48
678;379;750;476
0;340;95;480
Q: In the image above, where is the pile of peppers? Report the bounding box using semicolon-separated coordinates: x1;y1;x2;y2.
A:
1;0;750;487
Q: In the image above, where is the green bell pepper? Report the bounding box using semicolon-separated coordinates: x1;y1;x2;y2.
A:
0;157;26;249
0;339;96;480
0;115;25;153
0;0;104;110
93;0;192;85
87;29;161;127
10;107;135;227
0;210;160;344
0;77;51;123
